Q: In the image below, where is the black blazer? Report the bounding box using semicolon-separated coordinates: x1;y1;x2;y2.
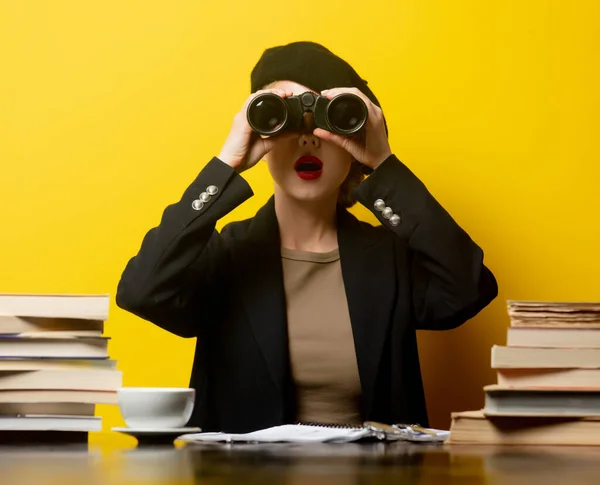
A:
116;154;498;433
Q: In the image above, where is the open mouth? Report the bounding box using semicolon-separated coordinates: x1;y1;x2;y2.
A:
294;155;323;180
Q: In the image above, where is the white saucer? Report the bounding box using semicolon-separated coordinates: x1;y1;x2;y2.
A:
112;427;200;437
112;427;200;443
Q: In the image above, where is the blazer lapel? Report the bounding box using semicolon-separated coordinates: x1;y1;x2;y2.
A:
337;208;397;417
236;197;289;395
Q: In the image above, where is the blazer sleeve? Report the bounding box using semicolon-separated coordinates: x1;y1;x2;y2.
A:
353;154;498;330
115;157;254;337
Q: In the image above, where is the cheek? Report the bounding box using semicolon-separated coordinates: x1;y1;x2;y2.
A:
264;148;290;182
322;146;353;182
265;139;296;169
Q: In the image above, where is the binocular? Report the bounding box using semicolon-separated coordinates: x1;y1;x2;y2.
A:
247;91;368;136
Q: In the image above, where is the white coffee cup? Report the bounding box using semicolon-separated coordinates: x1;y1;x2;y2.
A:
117;387;195;429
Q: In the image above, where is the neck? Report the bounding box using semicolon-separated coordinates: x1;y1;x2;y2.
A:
274;188;339;253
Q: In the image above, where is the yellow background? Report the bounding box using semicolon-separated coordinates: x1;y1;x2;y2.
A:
1;1;598;447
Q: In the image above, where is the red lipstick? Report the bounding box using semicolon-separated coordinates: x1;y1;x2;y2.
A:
294;155;323;180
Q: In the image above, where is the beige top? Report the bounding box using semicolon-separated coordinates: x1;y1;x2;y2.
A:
281;247;362;425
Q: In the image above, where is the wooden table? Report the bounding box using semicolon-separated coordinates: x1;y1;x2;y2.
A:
1;441;599;484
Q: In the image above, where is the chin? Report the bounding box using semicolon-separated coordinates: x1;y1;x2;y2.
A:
278;181;338;204
290;192;331;204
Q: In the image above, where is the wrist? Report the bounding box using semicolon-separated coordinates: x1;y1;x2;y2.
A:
370;150;393;170
218;153;241;170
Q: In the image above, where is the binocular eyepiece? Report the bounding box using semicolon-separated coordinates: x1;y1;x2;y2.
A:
247;91;368;136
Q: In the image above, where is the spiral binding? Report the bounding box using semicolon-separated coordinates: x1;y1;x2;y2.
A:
296;421;365;429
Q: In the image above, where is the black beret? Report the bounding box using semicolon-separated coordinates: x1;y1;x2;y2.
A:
250;41;387;137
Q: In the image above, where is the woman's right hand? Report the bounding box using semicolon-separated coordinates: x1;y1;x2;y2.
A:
218;88;295;173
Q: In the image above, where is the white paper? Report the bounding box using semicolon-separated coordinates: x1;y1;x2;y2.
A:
178;423;449;444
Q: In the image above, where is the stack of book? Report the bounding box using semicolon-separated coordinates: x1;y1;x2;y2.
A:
0;294;121;443
449;300;600;446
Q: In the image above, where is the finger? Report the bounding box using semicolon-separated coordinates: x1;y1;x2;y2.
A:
321;87;369;105
313;128;362;160
255;88;289;97
252;87;294;102
255;131;297;158
263;88;294;98
265;131;297;149
246;132;288;169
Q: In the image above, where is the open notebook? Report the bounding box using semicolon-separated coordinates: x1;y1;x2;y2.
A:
177;422;449;444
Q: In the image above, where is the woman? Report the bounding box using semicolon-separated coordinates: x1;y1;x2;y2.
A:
116;41;498;433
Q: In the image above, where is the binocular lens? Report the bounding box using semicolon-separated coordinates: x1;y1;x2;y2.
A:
247;95;287;134
327;95;367;134
247;92;367;136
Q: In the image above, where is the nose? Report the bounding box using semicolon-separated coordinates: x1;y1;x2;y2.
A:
298;112;320;148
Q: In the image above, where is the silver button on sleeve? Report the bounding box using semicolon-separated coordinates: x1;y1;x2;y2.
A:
390;214;401;226
191;199;204;211
374;199;386;211
206;185;218;196
382;207;393;219
199;192;211;203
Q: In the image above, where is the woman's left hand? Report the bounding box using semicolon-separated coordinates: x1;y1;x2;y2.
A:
313;87;392;170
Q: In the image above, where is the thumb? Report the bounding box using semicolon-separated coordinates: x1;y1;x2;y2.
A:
313;128;362;160
261;131;298;153
247;132;296;167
